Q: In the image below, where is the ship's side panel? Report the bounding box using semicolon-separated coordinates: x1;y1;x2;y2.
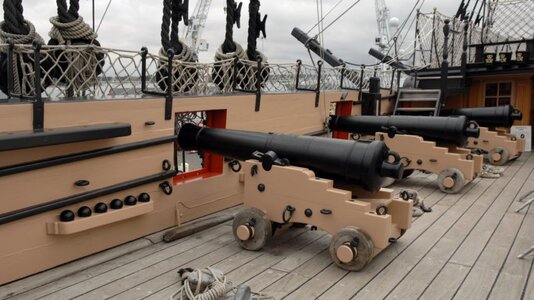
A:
0;91;347;284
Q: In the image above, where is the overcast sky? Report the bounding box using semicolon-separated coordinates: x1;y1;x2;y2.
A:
2;0;459;64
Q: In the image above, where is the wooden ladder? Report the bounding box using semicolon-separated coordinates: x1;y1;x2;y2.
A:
393;89;442;116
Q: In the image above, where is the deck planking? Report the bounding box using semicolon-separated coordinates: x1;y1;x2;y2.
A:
0;153;533;300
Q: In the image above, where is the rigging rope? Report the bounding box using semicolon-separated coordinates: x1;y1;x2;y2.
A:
307;0;345;35
158;0;197;93
213;0;246;91
314;0;362;38
0;0;45;95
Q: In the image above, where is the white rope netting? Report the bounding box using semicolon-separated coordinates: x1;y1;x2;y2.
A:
0;43;397;99
413;1;534;68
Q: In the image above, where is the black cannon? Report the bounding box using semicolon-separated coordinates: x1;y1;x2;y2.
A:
178;124;403;192
440;105;523;128
329;115;480;147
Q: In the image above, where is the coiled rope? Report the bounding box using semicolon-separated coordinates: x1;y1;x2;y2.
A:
213;0;246;91
158;0;197;93
48;0;103;95
170;267;274;300
0;0;45;95
243;0;269;90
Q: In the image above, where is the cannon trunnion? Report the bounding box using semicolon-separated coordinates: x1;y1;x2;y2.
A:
178;124;413;272
179;123;403;193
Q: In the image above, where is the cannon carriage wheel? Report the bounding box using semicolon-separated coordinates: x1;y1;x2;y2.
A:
329;226;374;271
488;147;510;166
437;168;465;194
232;207;272;251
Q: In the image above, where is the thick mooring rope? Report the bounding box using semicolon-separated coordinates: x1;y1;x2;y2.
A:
0;0;45;95
49;0;97;44
47;0;102;95
246;0;260;60
212;0;245;90
158;0;197;93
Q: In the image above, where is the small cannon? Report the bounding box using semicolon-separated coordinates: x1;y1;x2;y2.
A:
441;105;523;128
179;123;403;192
329;115;484;193
329;115;480;147
178;124;413;271
441;105;525;165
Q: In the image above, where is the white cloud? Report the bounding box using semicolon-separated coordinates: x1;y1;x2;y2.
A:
1;0;459;64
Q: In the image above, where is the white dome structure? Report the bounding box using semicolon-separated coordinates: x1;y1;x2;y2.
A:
389;17;400;28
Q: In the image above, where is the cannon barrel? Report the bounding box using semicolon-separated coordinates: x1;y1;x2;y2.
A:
329;115;480;147
440;105;523;128
178;124;403;192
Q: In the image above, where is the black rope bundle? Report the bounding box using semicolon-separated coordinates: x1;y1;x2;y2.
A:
0;0;47;95
212;0;245;91
157;0;198;93
2;0;27;35
244;0;269;89
246;0;267;60
48;0;104;93
222;0;242;53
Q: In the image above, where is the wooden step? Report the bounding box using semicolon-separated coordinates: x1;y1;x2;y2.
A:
398;98;439;102
395;107;437;112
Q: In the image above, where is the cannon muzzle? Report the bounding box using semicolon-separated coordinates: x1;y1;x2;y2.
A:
441;105;523;128
178;124;403;192
329;115;480;147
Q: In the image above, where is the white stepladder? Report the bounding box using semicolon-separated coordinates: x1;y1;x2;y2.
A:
516;187;534;259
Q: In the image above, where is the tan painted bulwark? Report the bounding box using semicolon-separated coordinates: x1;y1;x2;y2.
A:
0;91;351;284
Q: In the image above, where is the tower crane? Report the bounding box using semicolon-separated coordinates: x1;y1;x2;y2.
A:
183;0;213;55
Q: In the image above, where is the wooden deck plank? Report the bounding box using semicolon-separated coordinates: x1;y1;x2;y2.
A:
385;155;534;299
451;156;534;267
37;224;232;300
284;263;346;300
223;231;325;286
348;160;524;299
487;212;534;300
418;262;471;300
0;238;153;299
4;224;229;300
523;261;534;300
260;249;333;299
117;228;314;300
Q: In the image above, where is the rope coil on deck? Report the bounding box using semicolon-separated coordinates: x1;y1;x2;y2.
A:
170;267;274;300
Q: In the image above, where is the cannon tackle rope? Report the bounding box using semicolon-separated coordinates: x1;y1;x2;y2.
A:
170;267;274;300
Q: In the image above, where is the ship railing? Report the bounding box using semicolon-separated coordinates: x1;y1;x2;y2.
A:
0;43;395;101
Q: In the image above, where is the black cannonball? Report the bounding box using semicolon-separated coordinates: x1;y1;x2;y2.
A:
124;195;137;206
94;202;108;213
110;199;123;209
60;210;75;222
77;206;92;217
138;193;151;203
